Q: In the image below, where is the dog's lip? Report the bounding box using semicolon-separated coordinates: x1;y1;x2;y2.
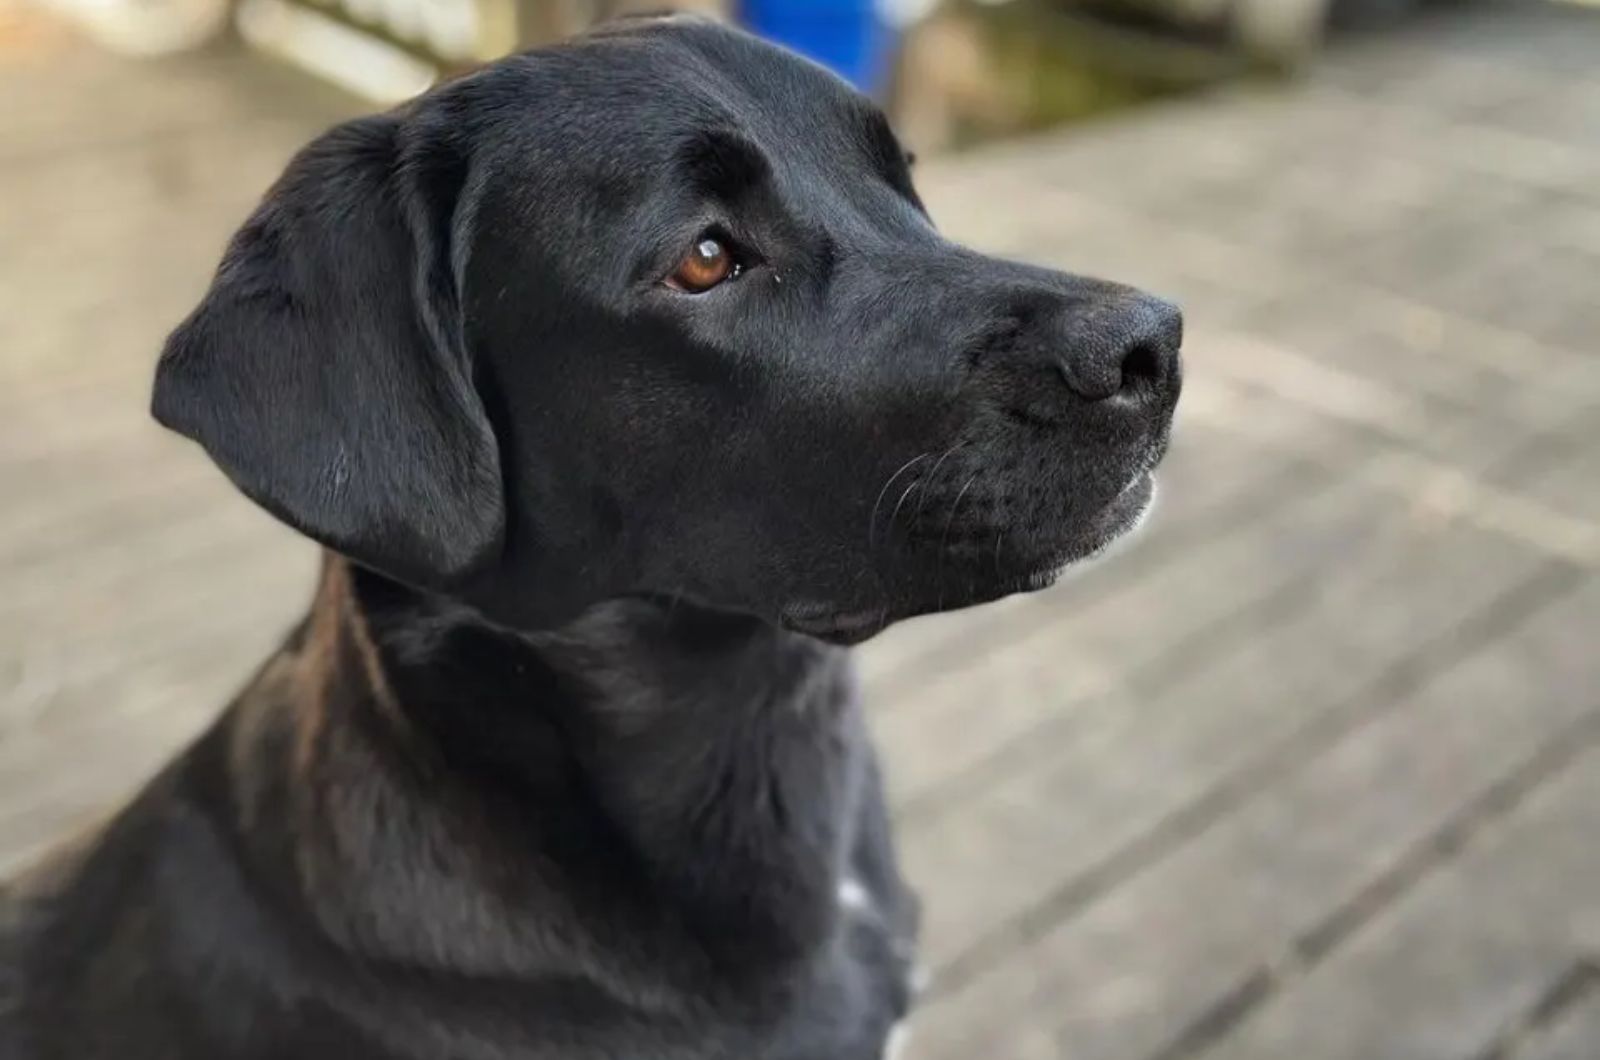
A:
785;472;1157;640
781;603;890;642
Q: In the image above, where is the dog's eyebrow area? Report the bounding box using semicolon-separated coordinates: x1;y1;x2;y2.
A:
678;128;772;203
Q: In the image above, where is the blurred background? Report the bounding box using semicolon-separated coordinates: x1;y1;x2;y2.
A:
3;0;1599;1055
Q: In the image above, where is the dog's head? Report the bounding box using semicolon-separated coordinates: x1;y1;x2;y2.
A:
154;16;1180;642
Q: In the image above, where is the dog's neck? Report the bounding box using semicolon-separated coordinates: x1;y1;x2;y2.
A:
227;556;865;1004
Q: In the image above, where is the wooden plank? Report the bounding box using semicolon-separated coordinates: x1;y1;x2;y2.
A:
872;465;1385;807
912;575;1600;1060
895;512;1554;977
1510;986;1600;1060
1186;739;1600;1060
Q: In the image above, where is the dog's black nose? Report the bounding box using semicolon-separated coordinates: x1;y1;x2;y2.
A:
1056;294;1183;403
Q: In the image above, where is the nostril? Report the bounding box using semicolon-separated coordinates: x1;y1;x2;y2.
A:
1028;291;1182;409
1120;341;1164;394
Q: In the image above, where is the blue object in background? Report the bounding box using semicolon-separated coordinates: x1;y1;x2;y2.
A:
741;0;895;96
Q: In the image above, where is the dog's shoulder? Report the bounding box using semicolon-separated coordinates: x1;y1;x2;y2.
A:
0;709;289;1059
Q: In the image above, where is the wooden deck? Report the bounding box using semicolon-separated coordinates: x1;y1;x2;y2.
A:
3;2;1598;1055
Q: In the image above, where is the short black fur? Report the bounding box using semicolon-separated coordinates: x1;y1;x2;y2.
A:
2;15;1180;1059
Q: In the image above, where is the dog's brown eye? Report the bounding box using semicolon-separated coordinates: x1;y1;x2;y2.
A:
667;237;736;293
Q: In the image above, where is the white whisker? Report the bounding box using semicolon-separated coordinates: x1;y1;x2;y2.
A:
869;452;932;548
912;444;963;528
941;474;980;552
887;477;925;542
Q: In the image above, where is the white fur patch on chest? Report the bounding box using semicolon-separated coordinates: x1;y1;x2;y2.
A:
837;876;876;916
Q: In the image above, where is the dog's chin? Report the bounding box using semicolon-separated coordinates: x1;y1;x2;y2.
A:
1010;469;1158;594
784;472;1158;644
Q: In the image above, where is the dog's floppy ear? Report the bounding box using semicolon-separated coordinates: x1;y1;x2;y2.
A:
153;112;503;586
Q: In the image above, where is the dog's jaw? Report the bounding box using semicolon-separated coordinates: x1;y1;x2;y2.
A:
1028;469;1160;590
783;469;1160;644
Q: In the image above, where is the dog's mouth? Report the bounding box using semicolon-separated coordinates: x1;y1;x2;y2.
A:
782;605;893;644
783;470;1158;644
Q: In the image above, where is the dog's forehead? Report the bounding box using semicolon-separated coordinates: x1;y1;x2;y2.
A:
471;20;909;238
567;17;878;158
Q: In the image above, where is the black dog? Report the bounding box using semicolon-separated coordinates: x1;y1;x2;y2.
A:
0;15;1180;1059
